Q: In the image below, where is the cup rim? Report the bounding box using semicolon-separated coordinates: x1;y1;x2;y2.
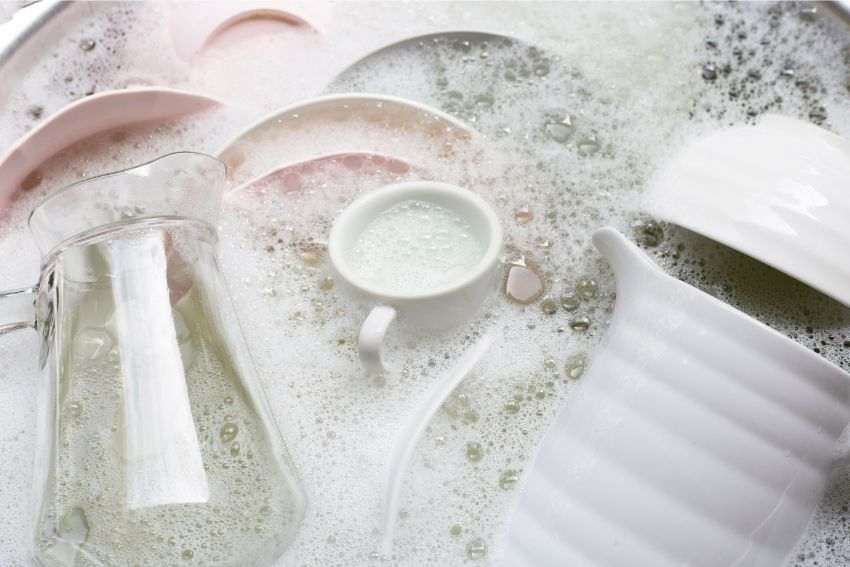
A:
328;180;503;301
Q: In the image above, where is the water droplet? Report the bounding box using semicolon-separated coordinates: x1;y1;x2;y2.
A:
57;507;89;544
799;5;817;20
565;353;587;379
299;246;323;266
570;316;591;332
560;293;580;311
514;206;534;224
474;94;495;109
701;63;718;81
220;423;239;444
534;236;552;249
466;537;487;560
540;298;558;315
504;400;520;414
504;262;544;304
79;38;96;51
634;219;664;247
224;396;234;405
319;276;334;291
466;442;483;463
545;121;574;143
450;524;462;537
499;470;520;490
229;442;241;457
575;278;598;300
181;549;194;561
69;401;83;419
577;135;601;156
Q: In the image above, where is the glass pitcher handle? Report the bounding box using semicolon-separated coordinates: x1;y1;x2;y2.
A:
0;287;35;334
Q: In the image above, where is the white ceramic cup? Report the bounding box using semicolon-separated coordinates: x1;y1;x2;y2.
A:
328;181;503;375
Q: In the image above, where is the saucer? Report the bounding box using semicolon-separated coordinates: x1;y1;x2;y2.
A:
216;94;476;185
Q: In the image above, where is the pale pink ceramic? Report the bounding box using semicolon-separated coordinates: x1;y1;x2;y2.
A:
231;152;414;194
217;94;476;184
167;1;318;60
0;87;222;210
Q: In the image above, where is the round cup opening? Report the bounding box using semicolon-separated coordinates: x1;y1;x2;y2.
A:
330;182;502;300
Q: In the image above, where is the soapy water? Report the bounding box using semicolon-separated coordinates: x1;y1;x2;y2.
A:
1;2;850;566
348;200;486;295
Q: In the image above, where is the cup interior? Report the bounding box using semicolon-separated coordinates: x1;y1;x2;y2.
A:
330;181;502;299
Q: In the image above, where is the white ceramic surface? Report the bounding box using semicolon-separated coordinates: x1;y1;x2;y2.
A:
328;181;502;375
646;114;850;308
499;227;850;567
215;94;476;185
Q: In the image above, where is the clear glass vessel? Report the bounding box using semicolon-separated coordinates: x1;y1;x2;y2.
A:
0;152;305;567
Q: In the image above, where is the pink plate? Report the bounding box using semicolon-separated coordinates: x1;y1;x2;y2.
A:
0;88;222;210
167;1;319;60
230;152;416;194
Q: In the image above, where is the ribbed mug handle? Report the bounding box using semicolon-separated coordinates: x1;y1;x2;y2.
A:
0;287;36;334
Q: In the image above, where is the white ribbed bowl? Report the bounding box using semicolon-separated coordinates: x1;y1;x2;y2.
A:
645;114;850;309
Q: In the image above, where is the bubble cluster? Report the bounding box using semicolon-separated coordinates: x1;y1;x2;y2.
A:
1;2;850;567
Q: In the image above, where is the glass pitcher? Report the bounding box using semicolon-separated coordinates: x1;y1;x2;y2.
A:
0;152;305;567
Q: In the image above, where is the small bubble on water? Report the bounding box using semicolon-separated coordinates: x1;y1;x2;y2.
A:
28;105;43;119
220;423;239;444
229;442;241;457
701;63;718;81
299;247;323;266
319;276;334;291
514;206;534;224
450;524;462;537
576;135;601;156
499;470;520;490
634;219;664;247
545;116;575;143
575;278;598;300
540;298;558;315
466;537;487;560
181;549;194;561
69;401;83;419
565;353;587;379
466;442;483;463
79;38;96;51
534;236;552;249
570;316;591;332
799;5;818;21
560;293;580;311
504;262;544;304
504;400;521;414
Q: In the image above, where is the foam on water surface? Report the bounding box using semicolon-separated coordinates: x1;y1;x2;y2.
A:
348;199;485;295
2;2;850;566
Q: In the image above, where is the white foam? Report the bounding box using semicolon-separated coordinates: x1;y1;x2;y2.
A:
1;2;850;566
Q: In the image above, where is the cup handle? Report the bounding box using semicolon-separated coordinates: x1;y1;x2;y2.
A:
359;305;397;375
0;286;35;335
